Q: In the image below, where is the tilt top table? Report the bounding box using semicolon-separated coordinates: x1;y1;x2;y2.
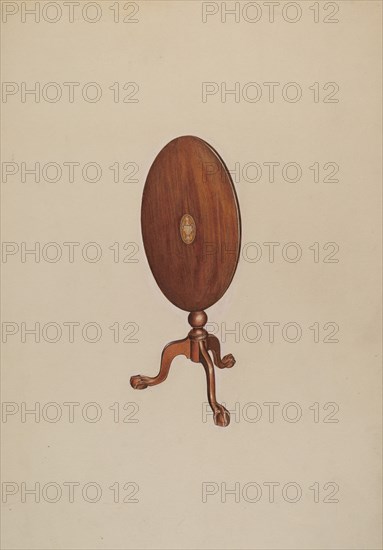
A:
130;136;241;427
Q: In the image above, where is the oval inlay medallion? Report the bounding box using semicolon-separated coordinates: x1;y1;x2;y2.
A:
180;214;196;244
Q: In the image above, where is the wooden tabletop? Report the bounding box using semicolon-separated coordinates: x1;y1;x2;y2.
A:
141;136;241;312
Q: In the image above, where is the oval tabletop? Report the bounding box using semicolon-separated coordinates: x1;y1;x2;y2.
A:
141;136;241;312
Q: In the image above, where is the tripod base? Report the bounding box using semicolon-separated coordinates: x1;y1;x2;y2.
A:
130;311;235;427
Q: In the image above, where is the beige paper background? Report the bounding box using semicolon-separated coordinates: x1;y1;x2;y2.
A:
1;1;381;549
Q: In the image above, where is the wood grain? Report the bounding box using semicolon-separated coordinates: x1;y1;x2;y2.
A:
141;135;241;312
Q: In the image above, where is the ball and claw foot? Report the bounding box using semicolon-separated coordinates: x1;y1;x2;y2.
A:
130;375;149;390
130;337;190;391
221;354;235;369
214;404;230;427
